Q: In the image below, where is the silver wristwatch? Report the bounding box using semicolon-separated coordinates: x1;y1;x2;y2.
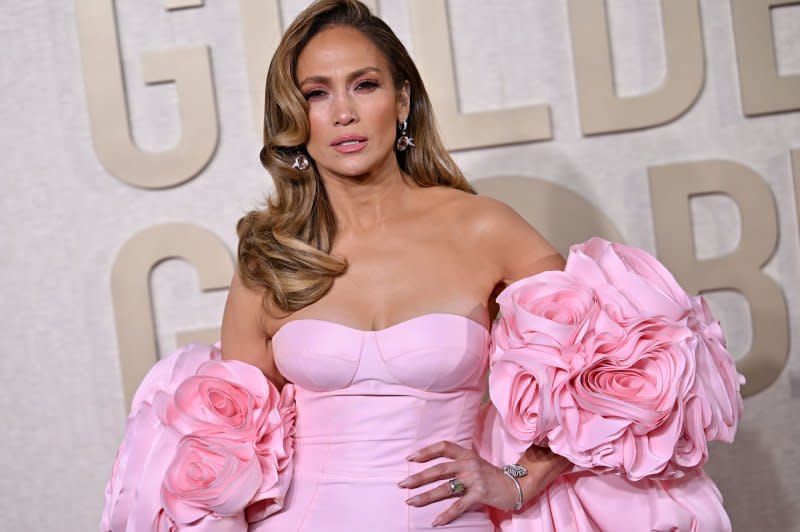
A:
501;463;528;511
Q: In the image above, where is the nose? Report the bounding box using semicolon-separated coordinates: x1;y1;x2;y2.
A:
332;93;357;126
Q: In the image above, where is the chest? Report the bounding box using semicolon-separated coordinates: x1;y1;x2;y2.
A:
338;231;488;308
271;227;497;333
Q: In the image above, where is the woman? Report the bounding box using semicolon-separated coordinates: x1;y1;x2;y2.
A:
101;1;743;530
229;0;569;528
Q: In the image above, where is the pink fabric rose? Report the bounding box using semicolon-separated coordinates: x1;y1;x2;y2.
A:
162;436;263;524
254;383;296;477
565;237;693;322
156;359;279;440
130;344;223;416
100;343;296;532
493;270;599;351
547;318;698;480
490;270;598;445
489;238;744;481
246;384;297;523
687;295;744;444
153;357;296;525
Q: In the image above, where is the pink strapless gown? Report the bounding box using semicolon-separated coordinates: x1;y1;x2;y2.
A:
252;312;732;532
254;313;494;531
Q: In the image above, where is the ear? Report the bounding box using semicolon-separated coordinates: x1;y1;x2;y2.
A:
396;80;411;122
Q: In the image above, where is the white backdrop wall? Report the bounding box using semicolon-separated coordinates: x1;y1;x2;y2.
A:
2;1;799;530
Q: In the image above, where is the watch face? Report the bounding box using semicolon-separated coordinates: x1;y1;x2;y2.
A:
504;464;528;478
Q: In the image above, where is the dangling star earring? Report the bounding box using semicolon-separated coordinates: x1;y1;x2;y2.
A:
292;152;309;171
395;119;415;152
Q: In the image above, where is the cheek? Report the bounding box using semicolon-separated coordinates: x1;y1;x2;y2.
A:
374;98;399;128
363;99;399;145
306;107;327;145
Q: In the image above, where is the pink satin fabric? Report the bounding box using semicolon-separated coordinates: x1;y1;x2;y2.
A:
101;239;740;531
255;314;494;531
255;311;732;531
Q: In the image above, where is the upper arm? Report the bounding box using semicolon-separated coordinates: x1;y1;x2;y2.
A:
471;196;565;284
221;270;287;388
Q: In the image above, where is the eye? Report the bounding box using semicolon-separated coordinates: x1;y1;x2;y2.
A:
354;79;379;92
303;89;327;101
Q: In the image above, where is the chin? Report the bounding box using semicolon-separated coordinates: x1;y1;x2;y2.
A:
335;168;376;179
320;158;389;179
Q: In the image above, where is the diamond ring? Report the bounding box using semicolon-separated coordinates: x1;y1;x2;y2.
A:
448;478;466;497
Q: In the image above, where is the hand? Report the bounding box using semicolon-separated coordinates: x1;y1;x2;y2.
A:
397;440;519;527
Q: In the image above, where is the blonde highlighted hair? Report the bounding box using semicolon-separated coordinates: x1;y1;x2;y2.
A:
237;0;475;313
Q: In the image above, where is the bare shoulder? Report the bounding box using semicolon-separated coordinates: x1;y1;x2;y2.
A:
417;186;500;224
457;193;523;231
436;191;530;243
444;191;565;283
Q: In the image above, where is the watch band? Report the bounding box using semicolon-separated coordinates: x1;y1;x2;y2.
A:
502;463;528;511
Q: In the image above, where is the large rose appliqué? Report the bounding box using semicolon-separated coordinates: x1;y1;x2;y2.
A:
100;344;296;532
489;238;744;481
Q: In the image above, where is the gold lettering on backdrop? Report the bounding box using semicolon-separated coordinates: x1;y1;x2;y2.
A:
111;224;233;410
731;0;800;116
238;0;283;137
164;0;203;9
649;160;789;396
407;0;552;150
175;327;222;349
567;0;704;134
473;176;624;256
794;149;800;231
74;0;218;188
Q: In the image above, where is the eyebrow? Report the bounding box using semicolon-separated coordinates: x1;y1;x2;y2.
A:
298;66;383;87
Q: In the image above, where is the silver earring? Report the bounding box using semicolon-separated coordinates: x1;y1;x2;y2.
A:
395;120;415;152
292;152;309;171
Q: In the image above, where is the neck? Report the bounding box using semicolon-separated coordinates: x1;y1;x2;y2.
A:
319;158;414;234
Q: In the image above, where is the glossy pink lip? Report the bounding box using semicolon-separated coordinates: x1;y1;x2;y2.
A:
331;135;368;153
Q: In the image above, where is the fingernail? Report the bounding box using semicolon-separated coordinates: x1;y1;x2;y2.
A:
406;453;419;461
431;517;444;527
405;497;417;505
398;479;409;488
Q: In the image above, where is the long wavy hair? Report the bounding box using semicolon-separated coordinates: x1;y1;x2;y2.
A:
237;0;475;314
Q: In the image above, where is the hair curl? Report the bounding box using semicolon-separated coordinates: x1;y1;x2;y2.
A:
237;0;475;314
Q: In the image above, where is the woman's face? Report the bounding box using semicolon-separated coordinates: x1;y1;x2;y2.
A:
295;25;409;179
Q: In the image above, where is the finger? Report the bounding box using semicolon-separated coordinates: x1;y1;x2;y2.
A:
398;460;462;489
407;440;470;462
405;479;464;507
431;493;478;527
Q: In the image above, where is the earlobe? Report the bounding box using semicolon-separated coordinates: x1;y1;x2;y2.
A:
397;81;411;121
